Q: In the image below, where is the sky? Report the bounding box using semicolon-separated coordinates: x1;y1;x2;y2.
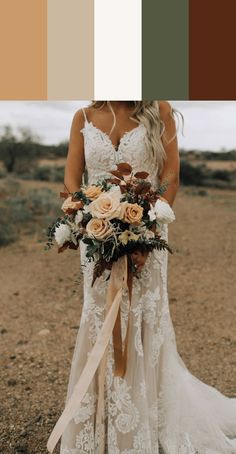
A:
0;100;235;151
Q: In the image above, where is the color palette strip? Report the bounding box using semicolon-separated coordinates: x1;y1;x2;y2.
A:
0;0;236;100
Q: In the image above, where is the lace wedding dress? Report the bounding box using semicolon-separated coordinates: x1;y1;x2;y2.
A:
59;108;236;454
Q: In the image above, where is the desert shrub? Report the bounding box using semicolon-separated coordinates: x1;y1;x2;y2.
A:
27;187;61;216
180;159;236;188
0;127;39;175
0;207;16;246
200;179;232;189
180;160;207;185
0;168;6;178
0;180;61;247
7;196;31;223
211;169;232;182
197;189;208;197
33;165;64;182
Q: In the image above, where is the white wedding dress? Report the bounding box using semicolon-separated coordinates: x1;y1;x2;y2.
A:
59;108;236;454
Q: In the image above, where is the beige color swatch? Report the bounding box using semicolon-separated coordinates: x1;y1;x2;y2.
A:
47;0;94;99
0;0;47;99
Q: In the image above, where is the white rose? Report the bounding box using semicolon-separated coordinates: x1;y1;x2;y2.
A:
54;224;71;246
86;185;123;220
154;199;175;224
147;205;156;222
74;210;83;224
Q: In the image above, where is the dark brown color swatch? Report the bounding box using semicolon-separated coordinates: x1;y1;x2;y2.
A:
189;0;236;99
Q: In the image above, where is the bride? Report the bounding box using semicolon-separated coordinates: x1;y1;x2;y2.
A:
47;101;236;453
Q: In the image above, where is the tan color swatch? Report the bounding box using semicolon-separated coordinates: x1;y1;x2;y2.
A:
0;0;47;100
47;0;94;99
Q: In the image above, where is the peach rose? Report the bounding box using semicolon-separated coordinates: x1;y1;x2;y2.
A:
83;185;103;200
61;196;82;213
87;186;123;220
86;218;114;241
123;203;143;224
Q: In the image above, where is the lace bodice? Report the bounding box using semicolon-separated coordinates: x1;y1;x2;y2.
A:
80;109;160;189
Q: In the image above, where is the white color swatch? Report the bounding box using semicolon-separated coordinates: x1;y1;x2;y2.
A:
94;0;142;100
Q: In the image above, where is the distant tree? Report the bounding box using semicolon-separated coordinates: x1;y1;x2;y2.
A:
17;125;41;144
0;125;40;174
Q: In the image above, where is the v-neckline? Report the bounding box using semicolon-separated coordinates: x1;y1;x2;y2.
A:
85;120;144;152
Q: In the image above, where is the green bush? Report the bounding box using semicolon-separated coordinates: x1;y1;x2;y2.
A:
0;180;61;247
180;159;236;188
180;160;207;185
0;206;16;246
211;169;232;182
0;168;6;178
27;187;61;215
33;165;64;182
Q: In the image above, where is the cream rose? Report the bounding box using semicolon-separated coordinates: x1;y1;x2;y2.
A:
83;185;103;200
86;218;114;240
61;196;82;213
87;186;123;220
122;203;143;224
118;230;140;245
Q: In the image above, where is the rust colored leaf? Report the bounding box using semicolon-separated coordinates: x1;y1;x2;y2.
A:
60;192;69;198
68;242;79;250
134;182;151;194
110;170;124;179
120;185;127;194
117;162;132;175
65;207;77;215
106;177;121;185
58;242;70;253
134;171;149;179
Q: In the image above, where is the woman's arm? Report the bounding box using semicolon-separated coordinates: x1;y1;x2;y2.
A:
158;101;180;207
64;109;86;193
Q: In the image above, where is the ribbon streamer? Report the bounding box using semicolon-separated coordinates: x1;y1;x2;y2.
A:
96;255;133;453
47;254;130;453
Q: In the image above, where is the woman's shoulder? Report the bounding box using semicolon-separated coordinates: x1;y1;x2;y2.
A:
158;100;173;118
73;105;96;123
71;106;92;129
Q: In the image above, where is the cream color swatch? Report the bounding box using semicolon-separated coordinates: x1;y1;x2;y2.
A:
47;0;94;99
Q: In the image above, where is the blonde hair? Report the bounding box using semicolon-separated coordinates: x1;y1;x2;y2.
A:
88;101;184;175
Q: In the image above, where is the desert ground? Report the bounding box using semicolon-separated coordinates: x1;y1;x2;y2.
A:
0;184;236;454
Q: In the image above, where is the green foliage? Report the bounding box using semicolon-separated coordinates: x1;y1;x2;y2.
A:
0;206;16;246
33;165;64;182
180;159;236;189
0;180;61;247
180;160;207;186
211;169;232;182
0;168;6;179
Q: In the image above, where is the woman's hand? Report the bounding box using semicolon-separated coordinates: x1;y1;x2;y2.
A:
130;249;149;276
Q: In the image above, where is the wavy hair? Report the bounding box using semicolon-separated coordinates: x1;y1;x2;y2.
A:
88;101;184;175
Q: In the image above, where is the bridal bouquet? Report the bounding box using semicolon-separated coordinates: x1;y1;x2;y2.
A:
46;162;175;285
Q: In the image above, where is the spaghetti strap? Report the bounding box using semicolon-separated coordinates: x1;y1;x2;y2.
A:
82;107;88;123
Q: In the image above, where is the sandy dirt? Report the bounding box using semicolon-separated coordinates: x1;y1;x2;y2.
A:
0;186;236;454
